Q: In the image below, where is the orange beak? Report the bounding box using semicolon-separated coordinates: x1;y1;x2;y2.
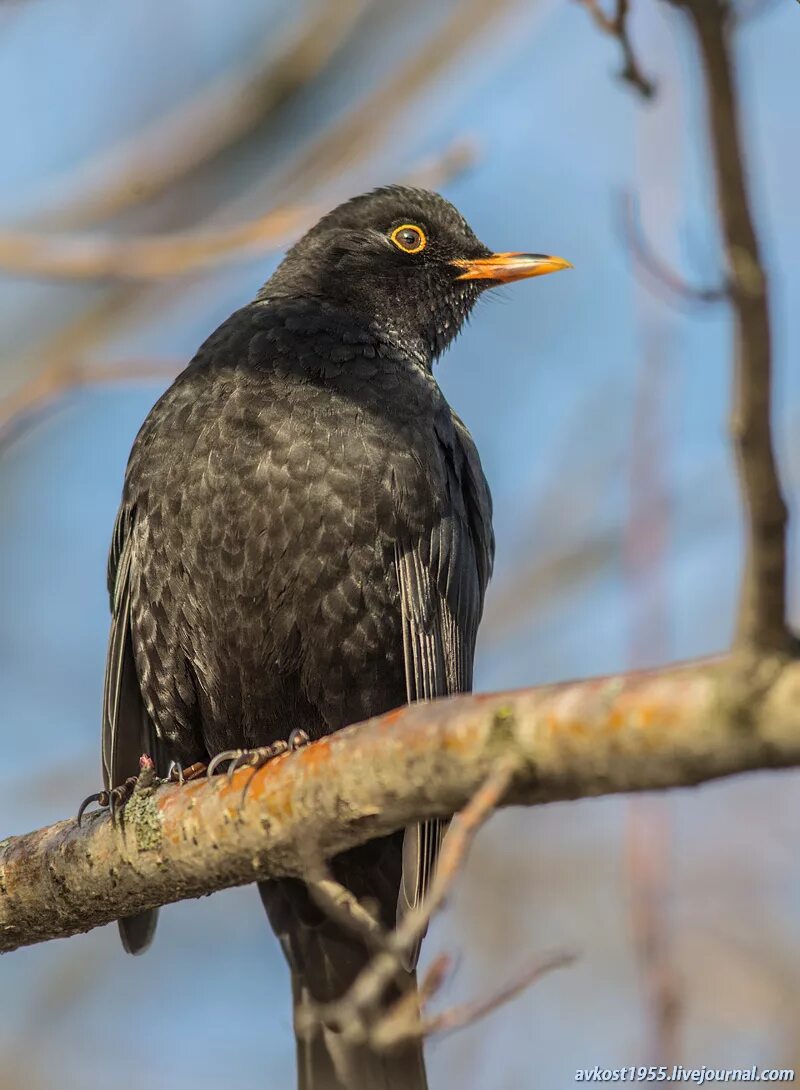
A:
451;252;572;283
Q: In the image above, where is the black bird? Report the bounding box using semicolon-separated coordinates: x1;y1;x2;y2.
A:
99;186;569;1089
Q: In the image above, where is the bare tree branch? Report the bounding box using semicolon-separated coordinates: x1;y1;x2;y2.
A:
297;768;574;1065
619;192;729;306
624;322;681;1064
0;204;313;281
590;0;791;652
0;0;515;283
300;762;527;1051
626;799;681;1060
5;655;800;954
306;867;387;951
0;358;180;454
30;0;374;229
370;950;575;1050
5;0;510;395
574;0;656;98
0;140;477;283
413;951;575;1040
669;0;791;655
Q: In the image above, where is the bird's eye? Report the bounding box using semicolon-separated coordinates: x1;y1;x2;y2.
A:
390;224;427;254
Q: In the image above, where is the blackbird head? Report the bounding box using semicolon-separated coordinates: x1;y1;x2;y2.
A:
261;186;570;365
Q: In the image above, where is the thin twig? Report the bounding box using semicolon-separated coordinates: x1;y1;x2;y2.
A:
369;954;452;1050
300;760;518;1041
620;192;728;307
300;766;568;1060
325;764;574;1054
306;866;387;951
576;0;656;98
390;758;519;963
373;950;575;1049
416;954;452;1007
416;951;575;1041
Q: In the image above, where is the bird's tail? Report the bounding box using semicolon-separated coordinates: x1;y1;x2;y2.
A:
259;833;428;1090
291;971;428;1090
118;909;158;954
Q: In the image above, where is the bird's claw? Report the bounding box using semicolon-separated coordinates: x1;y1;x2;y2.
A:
77;789;110;827
212;741;289;782
288;728;311;751
76;775;137;827
166;760;207;784
206;749;241;779
233;741;289;776
76;754;156;827
206;731;311;786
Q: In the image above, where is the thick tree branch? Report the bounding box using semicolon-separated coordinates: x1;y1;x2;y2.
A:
5;654;800;954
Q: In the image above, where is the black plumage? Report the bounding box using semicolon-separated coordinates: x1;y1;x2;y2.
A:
100;186;568;1089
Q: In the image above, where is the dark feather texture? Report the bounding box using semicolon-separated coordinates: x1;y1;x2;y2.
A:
101;187;497;1087
102;506;163;953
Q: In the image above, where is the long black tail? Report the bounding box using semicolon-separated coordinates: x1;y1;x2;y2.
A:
289;971;427;1090
259;833;428;1090
118;909;158;954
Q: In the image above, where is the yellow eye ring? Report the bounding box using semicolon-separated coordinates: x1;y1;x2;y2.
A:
390;224;427;254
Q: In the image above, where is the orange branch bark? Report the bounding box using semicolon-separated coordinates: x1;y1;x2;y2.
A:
3;654;800;953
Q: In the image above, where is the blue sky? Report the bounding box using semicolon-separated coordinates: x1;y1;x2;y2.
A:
1;1;799;1086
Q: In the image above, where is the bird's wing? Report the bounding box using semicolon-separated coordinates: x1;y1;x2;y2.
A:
102;505;163;954
102;505;162;788
395;411;494;961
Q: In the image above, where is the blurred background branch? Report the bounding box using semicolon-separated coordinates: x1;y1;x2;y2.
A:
31;0;375;230
574;0;656;97
0;140;476;284
0;358;180;453
0;140;473;452
619;192;729;306
1;0;798;1086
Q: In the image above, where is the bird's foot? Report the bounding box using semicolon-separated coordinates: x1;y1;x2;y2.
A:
206;741;288;781
77;754;156;827
166;760;208;785
206;729;311;781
